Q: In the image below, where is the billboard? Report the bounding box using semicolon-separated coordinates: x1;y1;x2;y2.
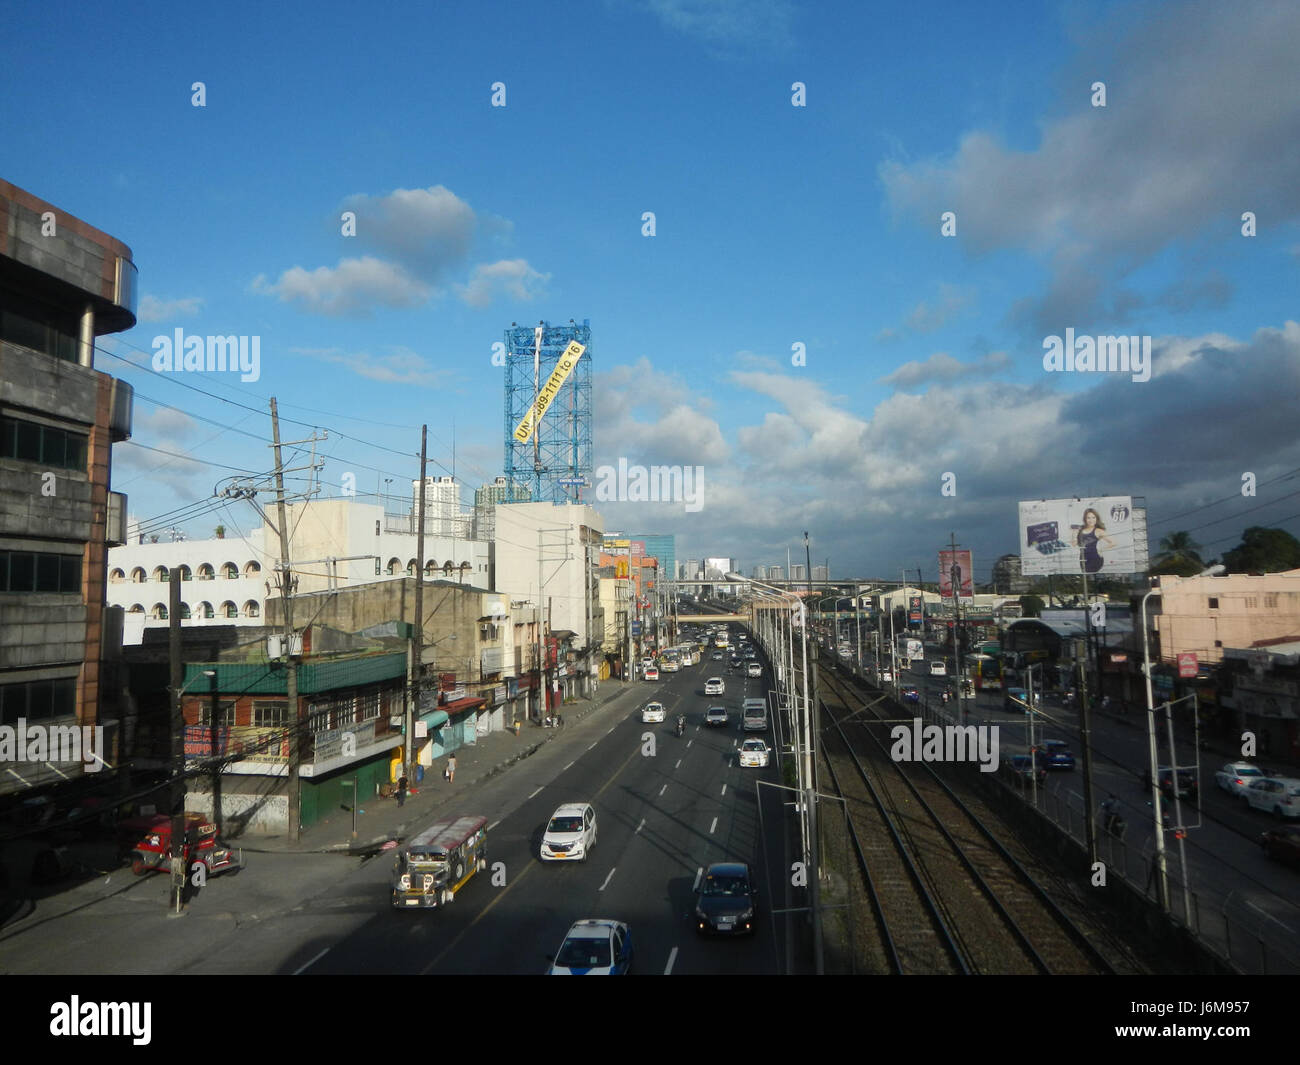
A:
512;340;585;443
938;549;974;600
1018;497;1140;576
908;595;923;623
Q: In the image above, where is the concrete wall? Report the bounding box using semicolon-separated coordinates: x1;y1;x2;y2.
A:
1156;570;1300;664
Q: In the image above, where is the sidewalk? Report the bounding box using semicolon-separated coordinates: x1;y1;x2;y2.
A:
241;682;633;857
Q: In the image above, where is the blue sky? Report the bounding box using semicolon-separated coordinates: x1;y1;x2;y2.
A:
4;0;1299;580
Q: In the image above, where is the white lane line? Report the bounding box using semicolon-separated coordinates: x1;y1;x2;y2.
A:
294;947;330;975
692;866;703;891
709;816;718;834
563;760;575;772
607;726;615;735
587;742;597;751
664;946;679;975
659;784;668;796
636;818;645;834
599;867;616;891
675;758;682;769
687;740;692;748
527;785;544;799
720;784;727;796
488;820;500;831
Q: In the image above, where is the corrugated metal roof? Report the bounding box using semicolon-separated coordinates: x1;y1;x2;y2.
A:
183;652;407;694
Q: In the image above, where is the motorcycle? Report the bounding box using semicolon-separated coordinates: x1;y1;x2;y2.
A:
675;716;686;737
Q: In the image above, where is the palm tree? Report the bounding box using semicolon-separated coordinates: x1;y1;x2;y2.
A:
1153;531;1203;573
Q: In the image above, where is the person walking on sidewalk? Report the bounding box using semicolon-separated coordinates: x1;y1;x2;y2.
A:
396;774;408;807
446;754;457;784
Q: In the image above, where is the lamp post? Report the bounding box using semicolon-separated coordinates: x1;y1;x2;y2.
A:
1142;563;1223;920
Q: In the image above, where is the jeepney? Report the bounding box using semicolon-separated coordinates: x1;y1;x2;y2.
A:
391;814;488;909
118;812;242;878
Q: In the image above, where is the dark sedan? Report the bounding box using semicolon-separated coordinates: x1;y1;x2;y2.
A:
1261;826;1300;868
695;862;757;934
900;686;921;703
1042;739;1076;770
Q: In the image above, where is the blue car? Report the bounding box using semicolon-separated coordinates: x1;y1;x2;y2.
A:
1042;739;1075;770
901;686;921;703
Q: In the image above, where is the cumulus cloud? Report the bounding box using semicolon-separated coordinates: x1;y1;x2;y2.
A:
342;185;477;279
455;259;550;308
631;0;798;52
137;294;204;322
880;350;1011;389
252;257;431;316
879;1;1300;332
292;345;452;386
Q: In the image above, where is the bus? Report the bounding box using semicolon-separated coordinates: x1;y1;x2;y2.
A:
714;632;730;649
962;653;1003;691
661;650;681;673
391;814;488;908
896;635;923;665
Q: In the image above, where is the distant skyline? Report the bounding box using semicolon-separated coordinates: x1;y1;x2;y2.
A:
5;0;1299;584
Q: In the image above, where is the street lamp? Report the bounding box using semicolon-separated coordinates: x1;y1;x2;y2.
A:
1141;563;1224;919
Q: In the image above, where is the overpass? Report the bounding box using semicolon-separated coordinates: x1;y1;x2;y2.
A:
677;613;746;623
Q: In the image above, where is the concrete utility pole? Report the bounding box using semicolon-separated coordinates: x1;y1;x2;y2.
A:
168;570;185;914
948;533;965;706
270;398;302;842
407;427;428;787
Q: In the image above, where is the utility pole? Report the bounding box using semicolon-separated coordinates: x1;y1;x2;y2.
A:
270;398;302;842
168;569;185;914
949;533;965;707
407;427;428;787
1079;561;1098;865
537;529;545;721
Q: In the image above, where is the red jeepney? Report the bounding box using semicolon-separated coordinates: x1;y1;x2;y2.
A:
117;813;242;877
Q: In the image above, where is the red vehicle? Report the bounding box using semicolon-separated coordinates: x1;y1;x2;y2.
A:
117;813;242;877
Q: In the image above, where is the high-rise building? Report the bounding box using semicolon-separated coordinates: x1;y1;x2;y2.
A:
992;553;1029;594
1;179;137;798
791;563;807;581
473;476;531;539
629;533;675;596
768;566;785;581
411;475;469;538
812;565;829;582
753;564;768;579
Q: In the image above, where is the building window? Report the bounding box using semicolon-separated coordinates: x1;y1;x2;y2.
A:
1208;597;1219;609
252;701;287;728
179;603;191;619
131;567;146;583
1246;597;1258;609
154;567;170;582
0;551;82;593
1265;594;1279;609
200;602;214;619
222;563;238;580
222;601;237;618
198;699;236;728
109;568;126;583
152;603;168;620
357;690;380;722
198;564;214;580
244;561;261;577
0;676;77;725
0;293;80;363
244;600;260;618
178;566;192;581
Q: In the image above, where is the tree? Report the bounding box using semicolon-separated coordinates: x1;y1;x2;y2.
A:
1222;527;1300;574
1151;530;1203;575
1019;594;1044;618
214;525;226;539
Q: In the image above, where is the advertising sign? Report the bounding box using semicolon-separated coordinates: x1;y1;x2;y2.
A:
938;549;974;599
1018;497;1141;575
1177;652;1199;679
512;340;585;443
908;595;923;623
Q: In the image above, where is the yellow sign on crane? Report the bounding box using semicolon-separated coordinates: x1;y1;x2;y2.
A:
512;340;585;443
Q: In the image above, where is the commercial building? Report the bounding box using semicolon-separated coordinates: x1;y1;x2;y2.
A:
0;180;136;799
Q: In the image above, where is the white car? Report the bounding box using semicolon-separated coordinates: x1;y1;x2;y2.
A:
540;803;598;861
1215;761;1265;797
546;919;632;975
929;661;947;676
704;677;725;696
739;738;771;767
1243;777;1300;818
880;670;893;683
746;662;762;678
644;666;659;681
641;702;666;723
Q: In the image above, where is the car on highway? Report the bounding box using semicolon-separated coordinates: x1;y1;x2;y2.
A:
729;656;743;669
1005;754;1047;789
540;803;598;862
1215;761;1265;797
546;919;633;975
1243;776;1300;818
1260;825;1300;868
879;669;893;683
644;666;659;681
739;738;771;767
1141;765;1198;802
900;686;920;703
929;660;947;676
705;705;729;728
704;677;725;695
1042;739;1076;770
746;662;762;678
695;861;757;935
641;702;666;723
711;651;724;661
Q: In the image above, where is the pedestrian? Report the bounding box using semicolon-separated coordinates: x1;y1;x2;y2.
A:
447;754;457;784
396;774;408;807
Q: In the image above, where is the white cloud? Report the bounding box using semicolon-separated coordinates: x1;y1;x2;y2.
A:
455;259;550;308
292;345;452;386
137;294;204;322
341;185;478;279
252;256;431;316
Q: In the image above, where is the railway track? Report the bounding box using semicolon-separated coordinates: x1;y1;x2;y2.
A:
818;662;1120;975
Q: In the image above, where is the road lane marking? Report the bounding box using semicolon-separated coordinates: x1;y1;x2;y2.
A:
664;946;679;975
721;784;727;796
692;866;703;890
563;760;575;772
675;758;682;769
294;947;330;975
488;820;500;831
636;818;645;834
659;784;668;796
587;742;597;751
687;740;692;748
599;867;616;891
709;816;718;834
527;785;544;799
